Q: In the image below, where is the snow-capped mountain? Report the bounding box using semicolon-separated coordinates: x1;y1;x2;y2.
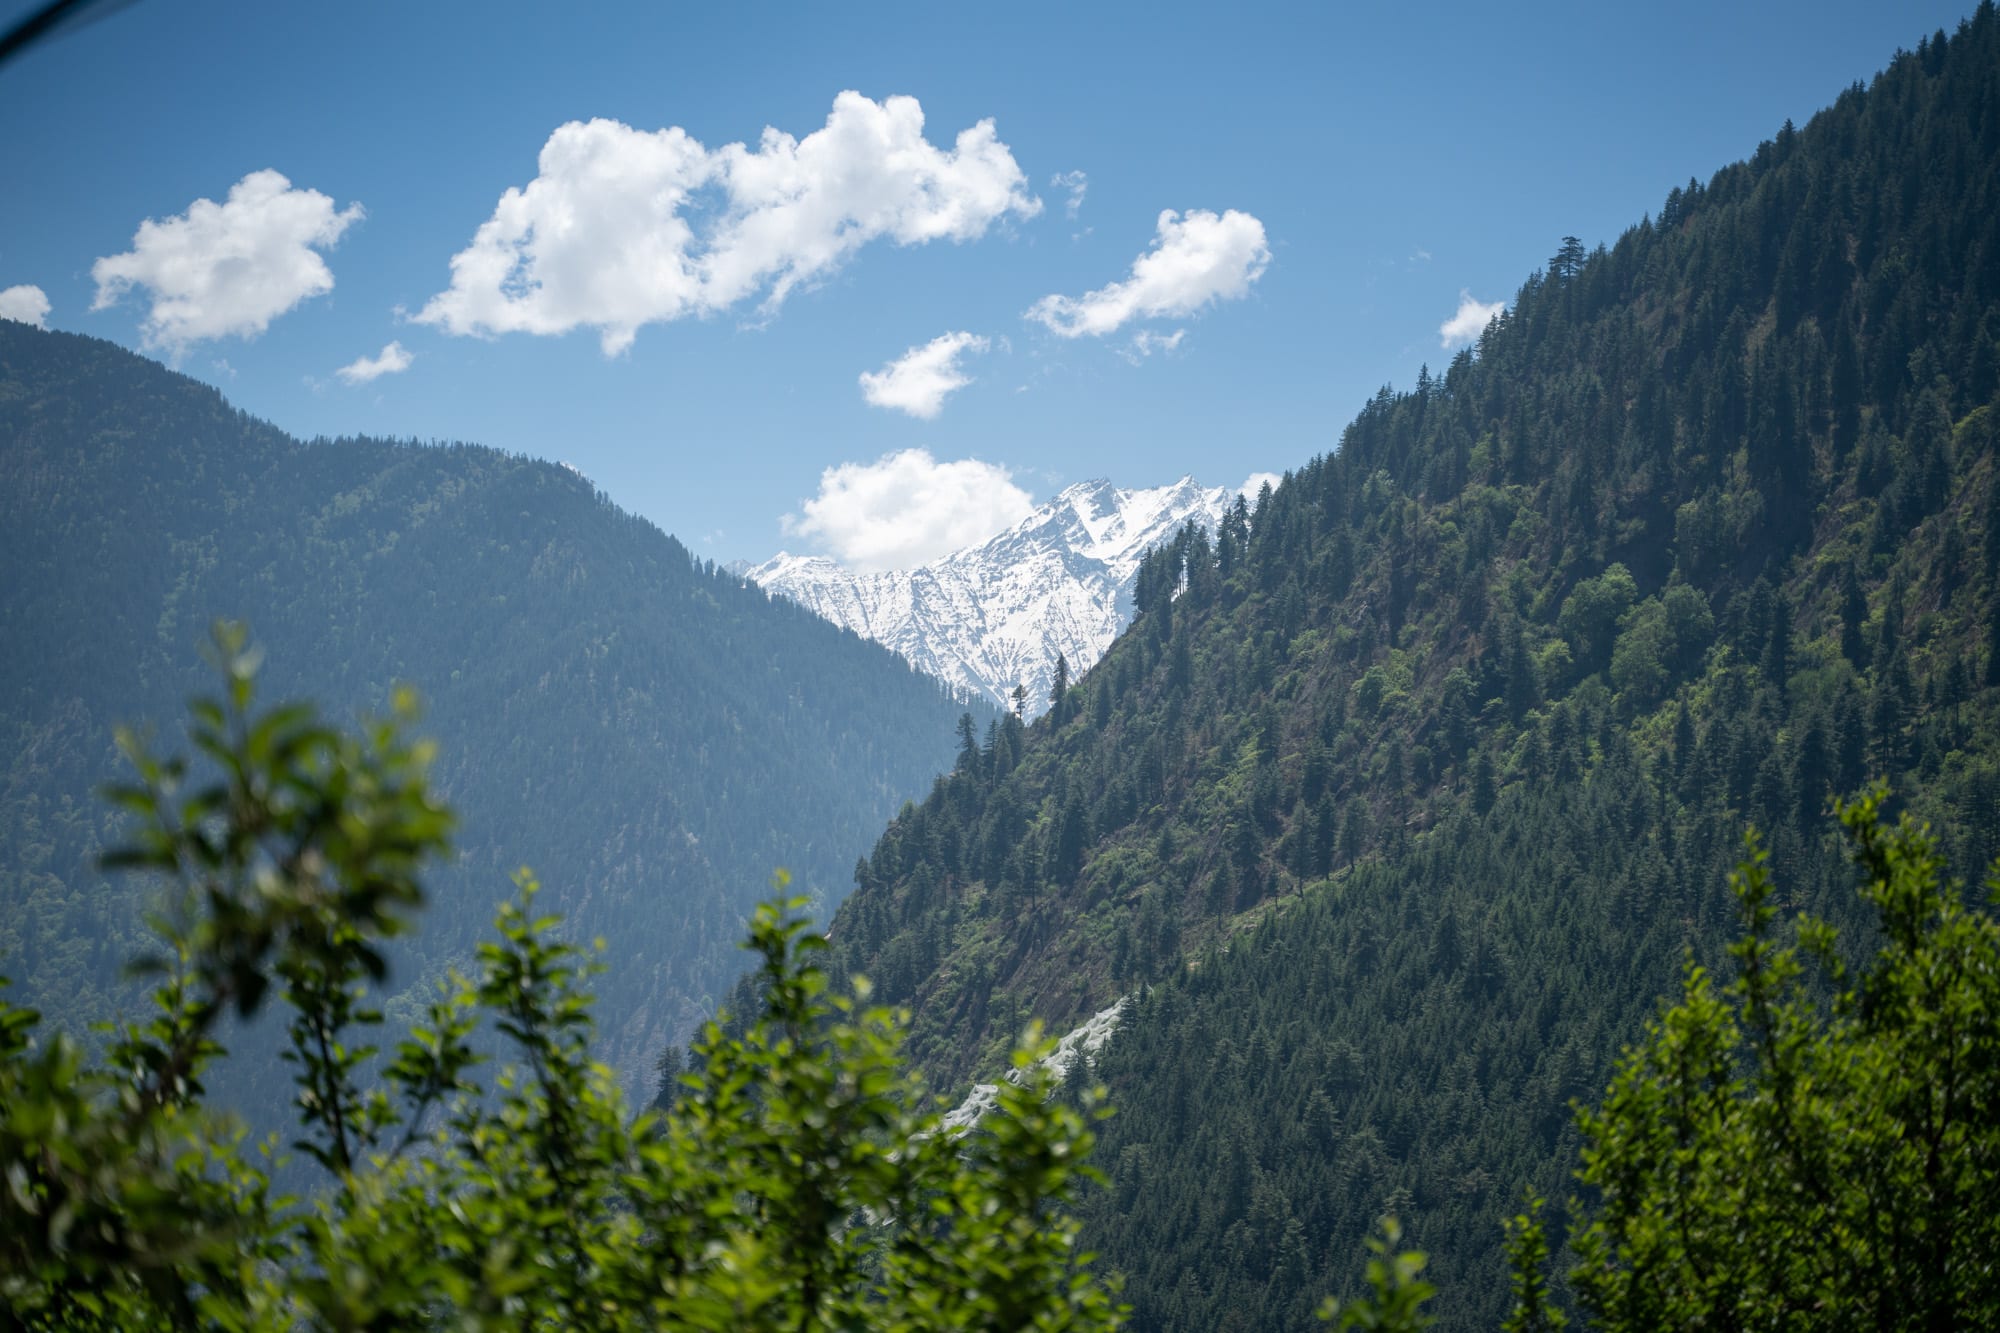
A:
746;477;1233;716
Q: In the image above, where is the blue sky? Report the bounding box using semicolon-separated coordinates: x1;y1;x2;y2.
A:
0;0;1979;568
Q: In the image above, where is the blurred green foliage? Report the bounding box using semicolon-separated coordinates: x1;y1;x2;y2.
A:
0;633;1117;1331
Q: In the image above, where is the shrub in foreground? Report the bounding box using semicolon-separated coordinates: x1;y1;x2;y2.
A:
0;626;1121;1331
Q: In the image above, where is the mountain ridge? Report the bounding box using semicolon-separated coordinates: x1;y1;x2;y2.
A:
826;12;2000;1328
0;321;984;1114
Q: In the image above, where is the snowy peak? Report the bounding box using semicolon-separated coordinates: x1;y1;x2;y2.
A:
975;476;1224;583
745;476;1234;715
1074;475;1227;577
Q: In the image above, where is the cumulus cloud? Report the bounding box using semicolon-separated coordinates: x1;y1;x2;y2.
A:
784;447;1034;572
417;92;1040;355
1239;471;1282;502
91;170;362;355
859;331;989;418
1027;208;1268;339
1052;169;1088;220
335;340;413;384
0;284;50;327
1439;289;1505;348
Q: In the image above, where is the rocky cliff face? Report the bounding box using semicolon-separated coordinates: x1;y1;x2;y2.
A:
748;476;1231;714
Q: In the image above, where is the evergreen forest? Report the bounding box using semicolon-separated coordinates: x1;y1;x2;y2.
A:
827;11;2000;1328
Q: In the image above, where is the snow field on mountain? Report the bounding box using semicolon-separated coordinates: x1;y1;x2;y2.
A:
749;477;1231;713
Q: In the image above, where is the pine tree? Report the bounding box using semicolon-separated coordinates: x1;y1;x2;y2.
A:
1986;460;2000;581
1550;235;1587;282
1841;563;1868;668
1505;626;1538;722
1987;592;2000;687
1761;587;1793;694
955;712;979;772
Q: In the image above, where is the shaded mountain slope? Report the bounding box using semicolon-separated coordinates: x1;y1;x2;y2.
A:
0;323;983;1110
829;10;2000;1329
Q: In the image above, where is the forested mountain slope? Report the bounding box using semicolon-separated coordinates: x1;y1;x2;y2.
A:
829;10;2000;1329
0;323;982;1109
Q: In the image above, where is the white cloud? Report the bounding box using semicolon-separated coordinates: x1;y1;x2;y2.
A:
0;284;50;327
335;340;414;384
784;447;1034;572
1439;289;1505;348
91;170;363;355
1052;169;1088;220
417;92;1040;355
1121;327;1186;362
1239;471;1282;502
1027;208;1269;339
859;330;988;418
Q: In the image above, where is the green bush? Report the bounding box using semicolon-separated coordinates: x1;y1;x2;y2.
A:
1562;792;2000;1329
1331;791;2000;1332
0;626;1122;1331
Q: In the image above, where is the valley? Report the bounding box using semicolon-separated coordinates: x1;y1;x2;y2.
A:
2;3;1997;1328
